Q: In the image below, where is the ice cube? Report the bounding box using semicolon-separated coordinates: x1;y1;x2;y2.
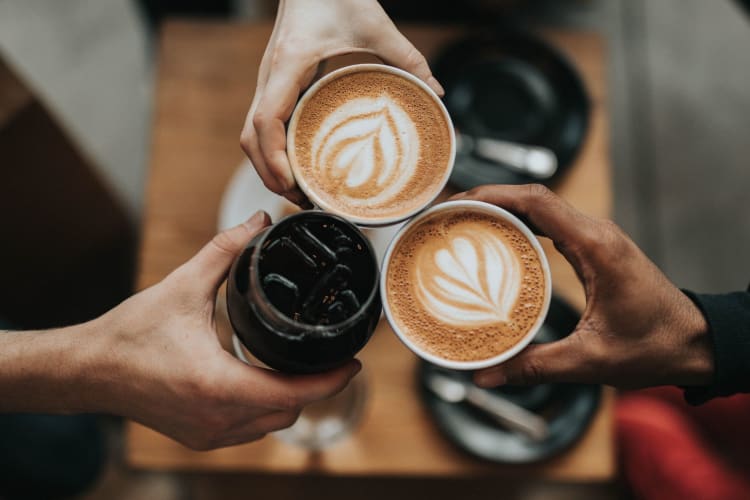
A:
300;264;352;324
279;236;317;269
292;223;338;264
338;289;361;311
325;302;350;325
262;273;299;317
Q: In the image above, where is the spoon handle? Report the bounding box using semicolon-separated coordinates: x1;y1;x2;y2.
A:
473;138;558;179
465;386;549;441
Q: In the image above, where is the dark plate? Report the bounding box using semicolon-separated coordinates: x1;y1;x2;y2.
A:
432;31;590;189
418;295;601;464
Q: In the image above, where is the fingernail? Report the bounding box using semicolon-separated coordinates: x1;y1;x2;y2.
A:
284;189;313;209
475;371;505;388
246;210;269;228
428;76;445;97
351;359;362;376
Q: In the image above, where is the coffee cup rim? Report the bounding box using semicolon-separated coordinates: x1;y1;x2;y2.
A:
380;200;553;370
286;63;456;227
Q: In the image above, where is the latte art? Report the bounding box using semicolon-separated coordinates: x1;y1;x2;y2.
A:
289;67;453;224
385;208;548;363
416;231;521;326
311;97;419;208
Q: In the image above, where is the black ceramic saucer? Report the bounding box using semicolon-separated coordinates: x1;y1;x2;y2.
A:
418;295;601;464
432;31;590;189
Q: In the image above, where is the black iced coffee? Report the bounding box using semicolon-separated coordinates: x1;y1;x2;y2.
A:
227;211;381;373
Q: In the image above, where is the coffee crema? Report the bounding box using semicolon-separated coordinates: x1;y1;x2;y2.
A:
386;210;547;362
290;69;453;222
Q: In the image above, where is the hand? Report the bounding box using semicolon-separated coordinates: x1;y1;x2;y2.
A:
87;211;361;450
241;0;444;206
452;185;713;390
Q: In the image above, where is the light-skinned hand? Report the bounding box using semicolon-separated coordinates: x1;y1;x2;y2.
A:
85;211;360;450
241;0;444;206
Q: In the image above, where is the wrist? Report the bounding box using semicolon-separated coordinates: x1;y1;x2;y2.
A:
71;309;134;416
674;292;713;386
0;320;107;414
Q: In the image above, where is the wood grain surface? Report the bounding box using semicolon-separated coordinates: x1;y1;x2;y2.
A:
127;20;614;481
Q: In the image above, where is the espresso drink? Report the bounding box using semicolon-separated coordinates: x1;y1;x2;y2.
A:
386;209;547;362
288;66;454;224
227;212;381;373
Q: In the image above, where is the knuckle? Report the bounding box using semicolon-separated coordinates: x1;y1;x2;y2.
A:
260;174;283;194
585;219;628;261
466;185;491;200
282;411;301;429
252;111;267;131
183;370;226;406
185;430;219;451
273;40;302;64
274;391;301;411
403;46;428;72
239;128;255;153
526;183;554;203
210;230;242;258
518;357;545;385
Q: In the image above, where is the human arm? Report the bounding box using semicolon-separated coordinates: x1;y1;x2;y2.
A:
0;211;360;449
240;0;444;206
452;185;716;392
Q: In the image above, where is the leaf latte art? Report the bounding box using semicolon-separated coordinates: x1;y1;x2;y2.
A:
310;97;419;208
290;70;453;222
416;231;521;326
385;210;547;362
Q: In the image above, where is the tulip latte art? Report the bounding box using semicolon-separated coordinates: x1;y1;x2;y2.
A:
386;210;547;361
290;69;453;222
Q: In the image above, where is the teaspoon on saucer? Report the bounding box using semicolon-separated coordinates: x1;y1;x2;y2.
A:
425;372;549;441
456;133;558;180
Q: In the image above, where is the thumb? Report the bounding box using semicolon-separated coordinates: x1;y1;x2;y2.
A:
187;211;271;292
473;335;592;387
370;26;444;96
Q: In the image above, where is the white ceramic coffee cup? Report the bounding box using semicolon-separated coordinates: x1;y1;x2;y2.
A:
380;200;552;370
286;63;456;227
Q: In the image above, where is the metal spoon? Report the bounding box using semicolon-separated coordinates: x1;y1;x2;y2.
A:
425;372;549;441
456;133;558;180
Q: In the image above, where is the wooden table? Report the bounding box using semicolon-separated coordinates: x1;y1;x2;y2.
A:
128;20;614;482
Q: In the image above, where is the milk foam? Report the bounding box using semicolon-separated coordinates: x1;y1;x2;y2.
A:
385;210;546;362
310;96;420;208
415;230;521;326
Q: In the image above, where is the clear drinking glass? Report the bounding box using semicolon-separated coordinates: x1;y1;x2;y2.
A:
232;335;368;450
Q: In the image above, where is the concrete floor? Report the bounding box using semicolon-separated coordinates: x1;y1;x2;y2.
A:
1;0;749;498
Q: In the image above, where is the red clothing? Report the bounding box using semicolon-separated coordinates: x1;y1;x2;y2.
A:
617;387;750;500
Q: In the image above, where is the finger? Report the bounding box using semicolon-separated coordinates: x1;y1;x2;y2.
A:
214;409;301;449
282;187;313;209
187;211;271;291
239;410;301;437
473;336;593;387
241;359;362;411
211;432;267;450
452;184;600;268
240;121;287;195
254;63;321;194
370;27;444;96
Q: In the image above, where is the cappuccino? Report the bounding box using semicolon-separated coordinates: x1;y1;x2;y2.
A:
287;64;455;226
382;201;550;368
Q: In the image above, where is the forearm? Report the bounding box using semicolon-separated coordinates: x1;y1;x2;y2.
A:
0;320;105;414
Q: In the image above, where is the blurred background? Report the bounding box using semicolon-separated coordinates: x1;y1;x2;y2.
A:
1;0;749;498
